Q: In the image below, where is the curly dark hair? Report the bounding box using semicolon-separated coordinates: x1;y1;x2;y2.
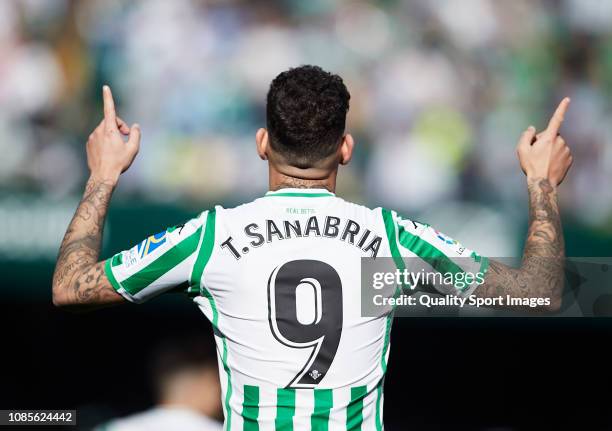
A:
266;65;351;169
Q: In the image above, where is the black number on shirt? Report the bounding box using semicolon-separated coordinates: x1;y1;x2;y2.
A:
267;259;343;388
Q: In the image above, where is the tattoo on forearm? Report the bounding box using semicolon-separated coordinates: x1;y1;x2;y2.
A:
52;177;122;307
476;178;564;309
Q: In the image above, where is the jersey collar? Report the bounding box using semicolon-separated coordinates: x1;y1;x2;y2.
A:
264;188;335;198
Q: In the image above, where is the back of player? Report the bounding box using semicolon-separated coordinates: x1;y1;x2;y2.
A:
205;190;388;430
52;60;573;431
54;66;531;431
106;188;486;430
108;190;390;429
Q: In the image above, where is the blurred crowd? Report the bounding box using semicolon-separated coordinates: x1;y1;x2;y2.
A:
1;0;612;257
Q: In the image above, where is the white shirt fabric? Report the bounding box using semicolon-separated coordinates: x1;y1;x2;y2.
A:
105;188;488;430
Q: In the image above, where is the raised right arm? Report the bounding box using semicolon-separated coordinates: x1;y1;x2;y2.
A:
475;98;573;311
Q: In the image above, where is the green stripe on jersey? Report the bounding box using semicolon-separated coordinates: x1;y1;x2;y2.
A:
471;250;491;278
381;208;402;374
242;385;260;431
382;208;406;273
470;250;482;263
384;208;472;292
120;226;202;295
311;389;333;431
275;388;296;430
477;255;490;277
104;259;122;292
185;211;235;431
375;378;384;431
347;386;367;430
221;337;233;431
396;224;465;279
190;210;216;294
110;253;122;267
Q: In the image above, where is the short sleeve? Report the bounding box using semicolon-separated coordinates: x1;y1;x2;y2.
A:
104;211;211;303
383;208;489;297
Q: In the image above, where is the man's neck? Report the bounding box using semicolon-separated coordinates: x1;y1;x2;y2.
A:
268;166;337;192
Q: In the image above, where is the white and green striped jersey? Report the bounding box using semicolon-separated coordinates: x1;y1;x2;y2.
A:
105;188;488;431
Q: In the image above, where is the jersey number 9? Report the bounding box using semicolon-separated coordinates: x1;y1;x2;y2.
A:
267;260;343;388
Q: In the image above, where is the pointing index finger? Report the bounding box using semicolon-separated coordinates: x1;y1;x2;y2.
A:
545;97;570;137
102;85;117;127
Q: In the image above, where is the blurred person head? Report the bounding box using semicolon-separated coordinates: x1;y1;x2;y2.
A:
257;65;353;183
150;335;222;420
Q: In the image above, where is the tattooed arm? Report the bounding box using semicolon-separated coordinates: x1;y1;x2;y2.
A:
475;178;565;311
52;178;123;308
474;98;573;312
52;86;141;310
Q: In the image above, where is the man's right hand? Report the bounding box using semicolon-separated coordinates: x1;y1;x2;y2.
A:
517;97;573;186
86;85;141;185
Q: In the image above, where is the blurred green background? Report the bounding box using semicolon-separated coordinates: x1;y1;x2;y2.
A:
1;0;612;298
2;2;612;429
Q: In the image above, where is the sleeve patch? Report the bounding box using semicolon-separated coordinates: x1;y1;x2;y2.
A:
432;229;467;256
138;231;167;257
